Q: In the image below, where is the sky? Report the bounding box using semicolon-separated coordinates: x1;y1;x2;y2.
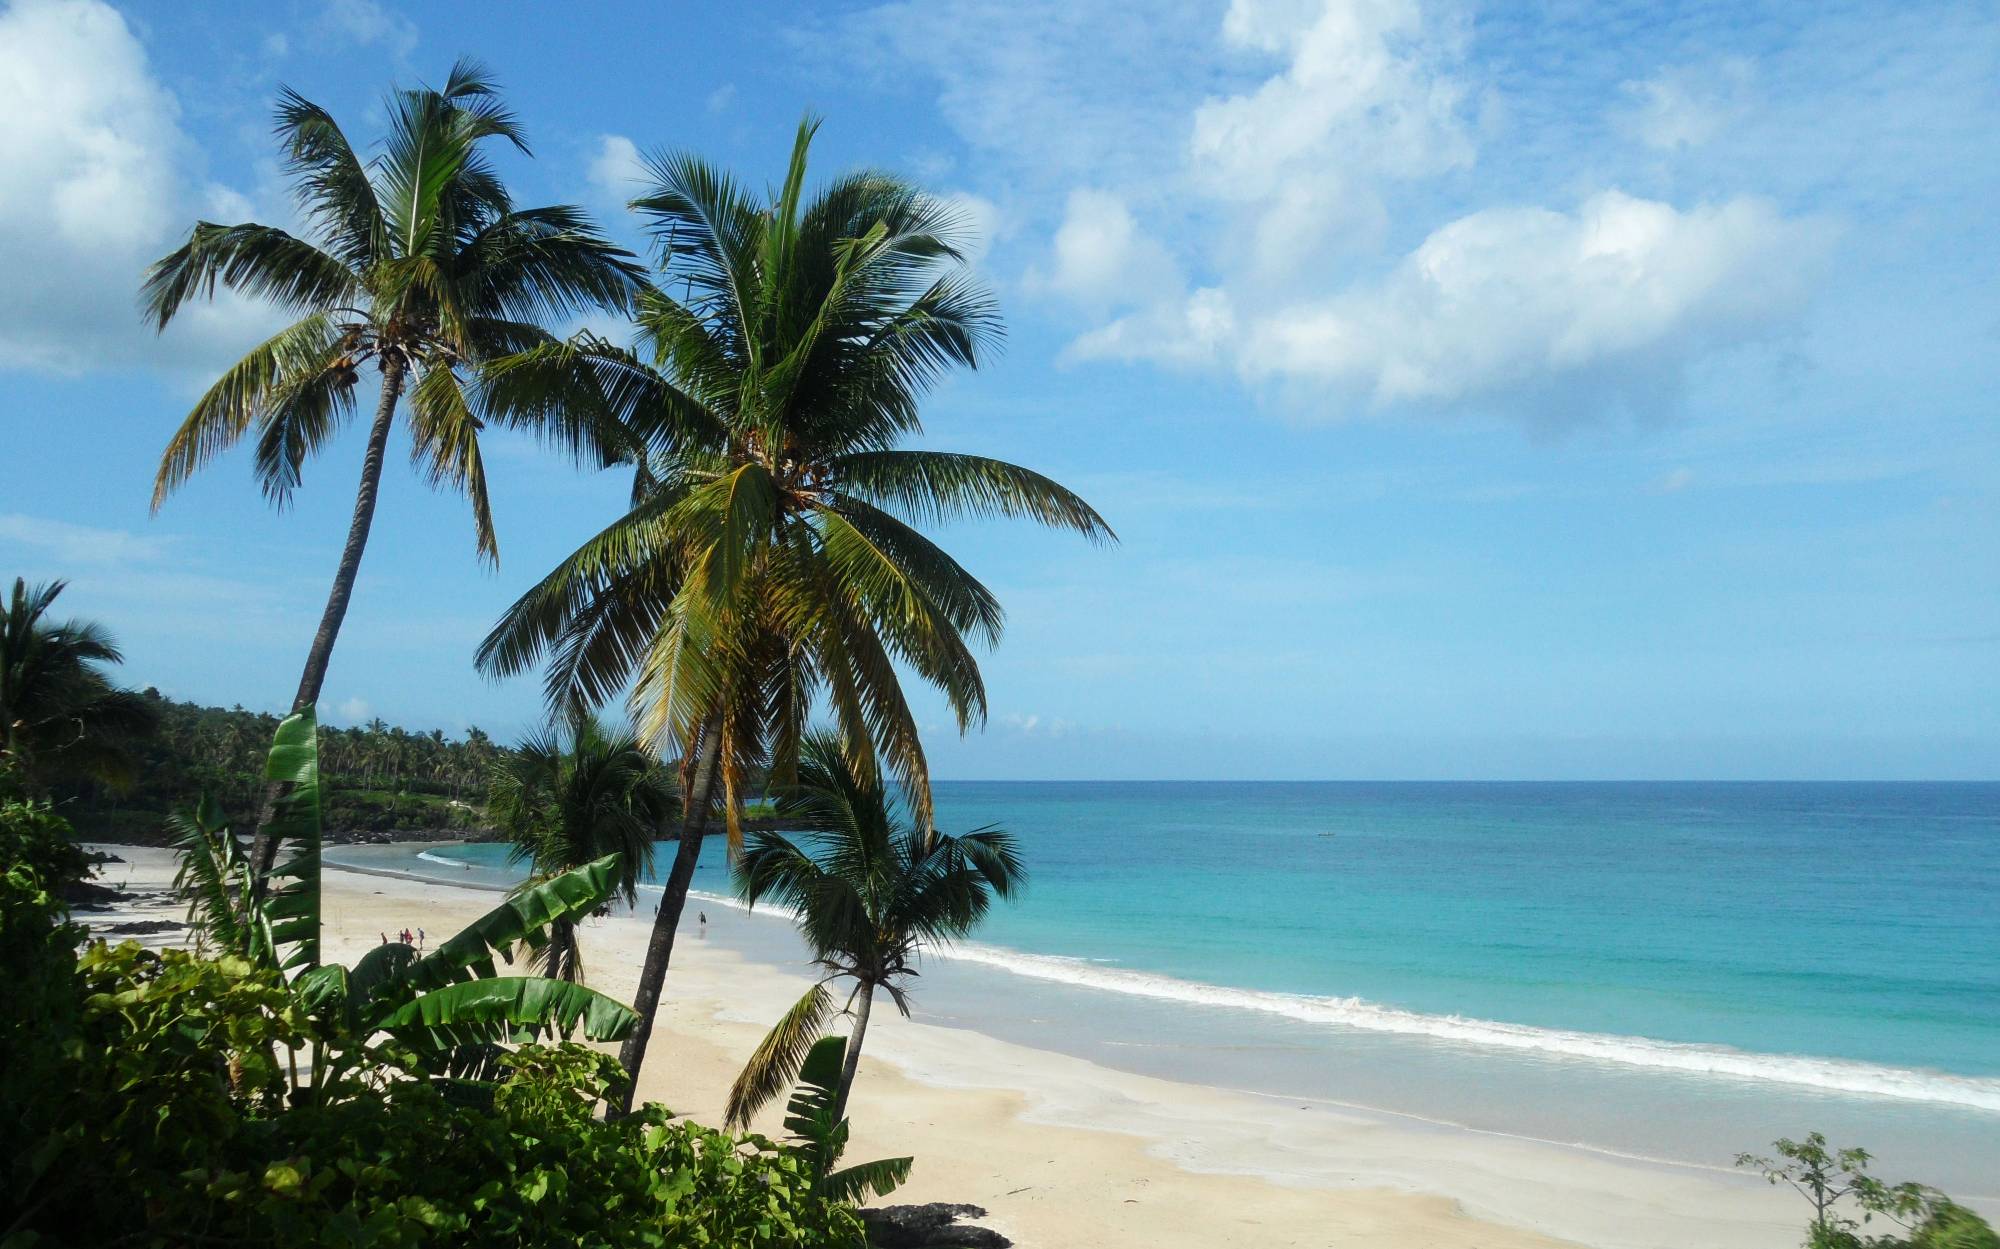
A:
1;0;1995;779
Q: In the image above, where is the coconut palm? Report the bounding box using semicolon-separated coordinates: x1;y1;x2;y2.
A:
142;60;645;884
476;117;1109;1106
486;717;672;982
0;578;157;793
724;730;1023;1127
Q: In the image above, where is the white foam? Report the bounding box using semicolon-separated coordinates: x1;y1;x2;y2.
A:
924;943;2000;1113
444;854;2000;1113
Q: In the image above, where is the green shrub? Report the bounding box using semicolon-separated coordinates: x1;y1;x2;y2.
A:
3;799;868;1248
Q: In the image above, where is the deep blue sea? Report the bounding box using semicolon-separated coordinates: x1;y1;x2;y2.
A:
341;781;2000;1193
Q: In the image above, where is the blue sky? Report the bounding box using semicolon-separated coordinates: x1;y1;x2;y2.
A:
1;0;1995;779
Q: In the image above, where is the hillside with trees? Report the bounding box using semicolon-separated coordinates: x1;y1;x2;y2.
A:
55;693;502;843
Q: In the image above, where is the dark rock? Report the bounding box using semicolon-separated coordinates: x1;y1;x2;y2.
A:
98;919;185;936
861;1204;1010;1248
62;879;127;910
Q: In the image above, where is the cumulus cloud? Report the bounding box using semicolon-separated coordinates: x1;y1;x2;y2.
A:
588;134;646;202
1191;0;1471;271
1033;3;1832;423
1027;189;1181;308
0;0;275;374
321;0;417;56
1232;192;1833;416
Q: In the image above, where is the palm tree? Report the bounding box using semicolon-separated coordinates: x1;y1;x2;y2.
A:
485;717;672;982
143;60;646;886
476;117;1111;1107
0;578;158;793
724;731;1023;1127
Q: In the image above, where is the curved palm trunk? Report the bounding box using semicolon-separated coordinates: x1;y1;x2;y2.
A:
832;979;874;1122
248;361;405;893
613;711;722;1115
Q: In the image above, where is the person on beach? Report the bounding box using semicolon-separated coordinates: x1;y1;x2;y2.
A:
416;927;425;952
698;911;707;939
380;932;387;945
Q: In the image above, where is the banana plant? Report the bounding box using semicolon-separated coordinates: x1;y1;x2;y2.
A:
779;1035;912;1205
170;707;640;1099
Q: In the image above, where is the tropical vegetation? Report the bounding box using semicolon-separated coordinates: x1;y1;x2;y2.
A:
486;716;673;981
725;731;1023;1128
50;692;504;841
144;59;644;886
0;577;157;795
3;785;885;1247
475;115;1110;1107
1739;1133;1998;1249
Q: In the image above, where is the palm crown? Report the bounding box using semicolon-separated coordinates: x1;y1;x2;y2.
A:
0;578;157;792
143;59;646;561
478;116;1113;831
487;717;673;982
725;730;1024;1126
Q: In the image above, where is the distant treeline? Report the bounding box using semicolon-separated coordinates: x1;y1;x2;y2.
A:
54;693;501;842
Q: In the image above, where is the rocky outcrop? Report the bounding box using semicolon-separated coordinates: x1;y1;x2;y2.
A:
861;1203;1011;1248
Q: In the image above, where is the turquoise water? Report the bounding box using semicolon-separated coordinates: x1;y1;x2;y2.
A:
350;781;2000;1192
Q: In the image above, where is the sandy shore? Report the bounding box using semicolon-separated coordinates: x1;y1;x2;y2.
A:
84;844;1802;1249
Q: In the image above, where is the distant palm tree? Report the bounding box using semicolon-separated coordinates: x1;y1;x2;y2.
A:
486;717;673;982
0;578;157;793
724;731;1023;1127
476;117;1109;1107
143;60;645;886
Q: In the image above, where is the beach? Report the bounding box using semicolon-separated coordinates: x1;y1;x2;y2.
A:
85;842;1818;1249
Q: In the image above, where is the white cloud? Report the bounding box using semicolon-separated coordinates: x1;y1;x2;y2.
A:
1616;60;1756;152
1191;0;1472;271
938;190;1003;267
588;134;645;202
0;0;275;374
705;83;737;114
1229;192;1832;417
337;696;371;722
0;513;173;565
1028;189;1181;308
321;0;416;56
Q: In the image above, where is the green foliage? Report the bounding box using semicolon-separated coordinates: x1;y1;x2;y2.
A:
475;114;1113;845
6;801;871;1248
8;933;866;1248
166;711;638;1098
1739;1133;1995;1249
0;795;99;896
487;716;672;981
55;693;501;842
144;59;644;564
779;1035;912;1205
727;730;1025;1125
0;577;157;793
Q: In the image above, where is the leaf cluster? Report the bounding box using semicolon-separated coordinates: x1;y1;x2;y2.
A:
1738;1133;1997;1249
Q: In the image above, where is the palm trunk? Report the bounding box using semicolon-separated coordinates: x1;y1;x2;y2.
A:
613;710;723;1115
832;980;874;1122
247;360;405;895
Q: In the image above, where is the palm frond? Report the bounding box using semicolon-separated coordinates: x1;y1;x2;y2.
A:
725;981;835;1129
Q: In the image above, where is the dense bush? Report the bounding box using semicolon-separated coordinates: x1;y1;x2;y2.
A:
0;801;866;1248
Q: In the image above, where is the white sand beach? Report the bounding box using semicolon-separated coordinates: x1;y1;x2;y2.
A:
84;843;1803;1249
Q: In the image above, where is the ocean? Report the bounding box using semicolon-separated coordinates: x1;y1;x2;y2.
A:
339;781;2000;1196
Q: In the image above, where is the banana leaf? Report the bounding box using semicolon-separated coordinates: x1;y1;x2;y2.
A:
377;975;639;1048
402;854;622;992
261;708;322;970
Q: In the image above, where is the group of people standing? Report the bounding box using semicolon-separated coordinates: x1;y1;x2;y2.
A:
378;927;424;951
